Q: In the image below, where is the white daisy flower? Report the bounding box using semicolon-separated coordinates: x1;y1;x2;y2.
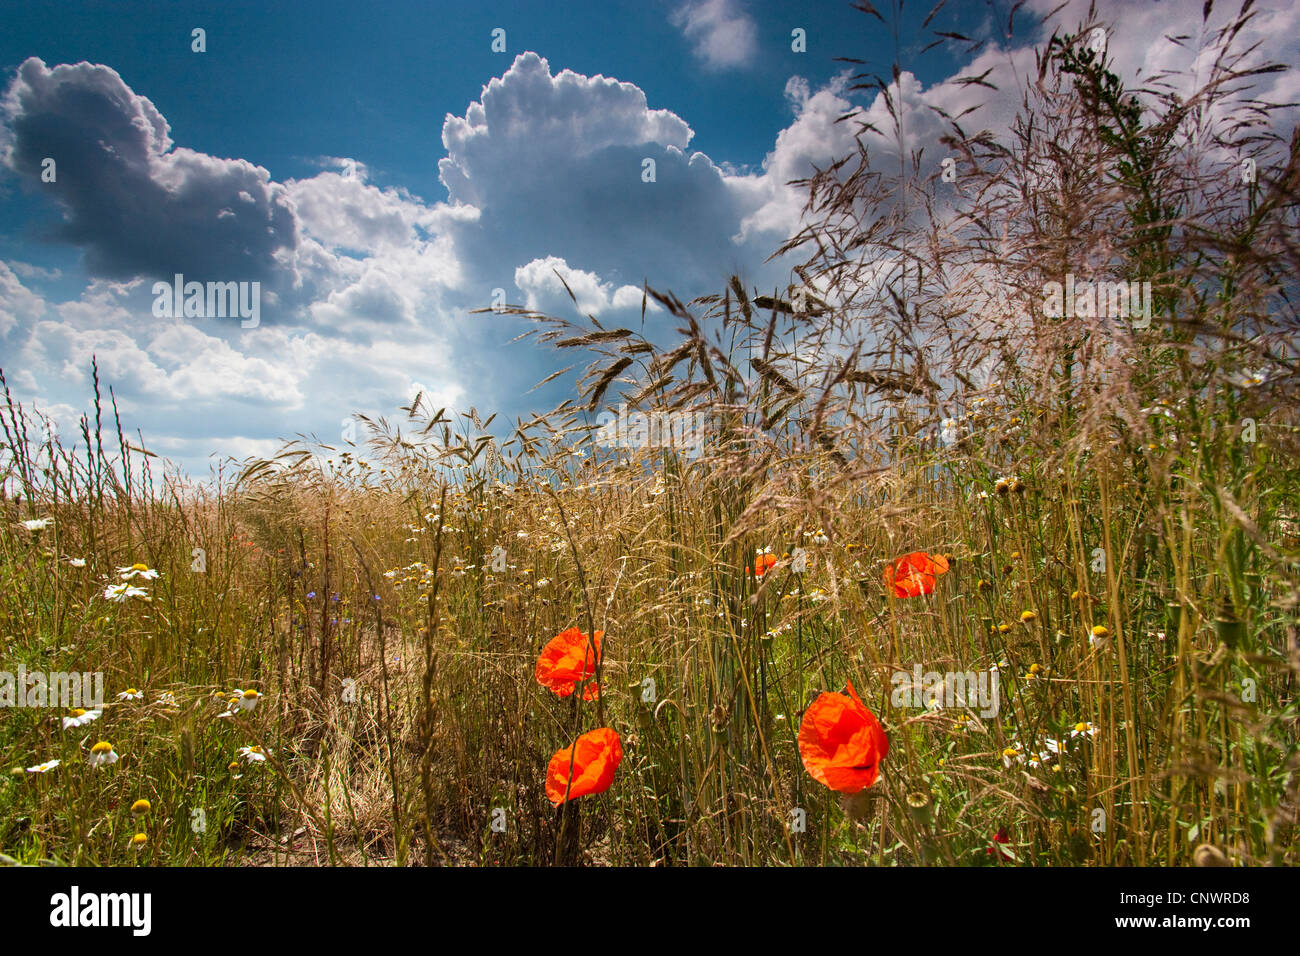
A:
117;688;144;701
238;745;271;763
21;518;53;532
87;742;119;768
103;583;150;602
117;564;160;580
27;759;60;773
1230;368;1270;389
68;558;87;567
236;689;262;712
1070;721;1098;739
61;708;102;730
156;692;177;707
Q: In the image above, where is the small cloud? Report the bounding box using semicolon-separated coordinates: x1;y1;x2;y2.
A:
671;0;758;71
514;256;661;316
6;261;62;281
784;76;810;111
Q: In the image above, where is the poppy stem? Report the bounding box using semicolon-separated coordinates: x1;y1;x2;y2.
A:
548;489;604;727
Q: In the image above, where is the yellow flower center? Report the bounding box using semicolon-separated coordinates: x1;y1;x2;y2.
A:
69;708;86;717
91;742;113;753
1029;663;1041;674
130;799;150;815
131;563;149;572
1075;722;1088;733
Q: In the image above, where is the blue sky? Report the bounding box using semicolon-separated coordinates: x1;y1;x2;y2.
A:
1;0;1294;477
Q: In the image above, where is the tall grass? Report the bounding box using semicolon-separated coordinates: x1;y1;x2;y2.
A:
1;5;1297;865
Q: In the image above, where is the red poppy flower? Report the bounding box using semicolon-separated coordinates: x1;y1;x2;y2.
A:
536;626;603;699
747;550;778;577
546;727;623;805
798;680;890;794
987;825;1012;861
883;550;949;598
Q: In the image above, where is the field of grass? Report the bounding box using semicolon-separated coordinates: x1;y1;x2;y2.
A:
1;13;1297;867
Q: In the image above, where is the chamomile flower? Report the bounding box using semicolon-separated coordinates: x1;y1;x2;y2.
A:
61;708;102;730
1230;368;1270;389
1020;609;1038;623
103;582;150;602
1027;751;1054;769
810;528;829;547
1089;625;1111;648
156;692;177;707
1071;721;1098;739
130;833;148;849
27;759;60;773
117;563;159;581
1001;744;1026;767
236;689;262;712
87;742;119;768
117;688;143;701
21;517;52;532
238;745;271;763
68;557;87;568
130;799;151;817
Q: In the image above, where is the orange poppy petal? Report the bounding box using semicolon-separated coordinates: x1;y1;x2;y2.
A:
798;682;890;794
546;728;623;805
536;627;603;696
883;564;935;598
